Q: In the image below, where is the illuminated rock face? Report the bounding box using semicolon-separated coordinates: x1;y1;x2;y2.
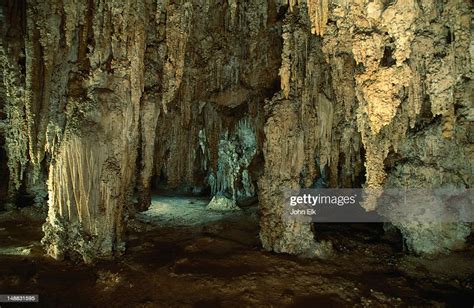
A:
0;0;472;261
1;0;147;262
260;0;472;256
0;0;280;262
207;195;240;212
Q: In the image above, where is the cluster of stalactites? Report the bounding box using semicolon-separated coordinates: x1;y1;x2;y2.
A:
286;0;329;36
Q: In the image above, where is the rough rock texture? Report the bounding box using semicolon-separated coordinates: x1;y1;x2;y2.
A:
259;3;363;257
151;0;281;204
0;1;31;204
1;0;147;262
1;0;282;262
258;0;472;256
0;0;472;261
322;0;473;254
207;195;240;212
38;0;147;262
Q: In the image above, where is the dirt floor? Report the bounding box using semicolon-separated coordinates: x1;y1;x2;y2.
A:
0;204;473;307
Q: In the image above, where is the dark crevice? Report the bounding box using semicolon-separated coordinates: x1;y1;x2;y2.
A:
380;45;396;67
445;26;454;44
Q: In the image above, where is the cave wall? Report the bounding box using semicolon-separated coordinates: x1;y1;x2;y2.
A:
144;0;282;203
259;0;472;256
328;0;473;254
0;0;472;262
0;0;284;262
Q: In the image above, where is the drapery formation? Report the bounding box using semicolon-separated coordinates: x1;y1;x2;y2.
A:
1;0;471;262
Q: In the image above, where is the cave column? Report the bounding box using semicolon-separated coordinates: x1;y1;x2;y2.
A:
258;4;337;257
40;0;147;263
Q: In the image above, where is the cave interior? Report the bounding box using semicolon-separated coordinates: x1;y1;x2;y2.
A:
0;0;473;306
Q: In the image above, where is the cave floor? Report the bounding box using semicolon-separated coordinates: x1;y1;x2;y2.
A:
137;195;240;226
0;206;473;307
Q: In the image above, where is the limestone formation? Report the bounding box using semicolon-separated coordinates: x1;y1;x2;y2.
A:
0;0;472;262
259;0;472;256
207;195;241;212
320;0;473;253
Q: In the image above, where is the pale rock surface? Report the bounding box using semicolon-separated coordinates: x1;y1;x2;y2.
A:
207;195;241;212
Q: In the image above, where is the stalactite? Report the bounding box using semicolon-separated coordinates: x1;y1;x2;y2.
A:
306;0;329;36
259;6;341;257
0;1;28;200
319;0;473;253
37;0;147;262
0;48;28;194
161;2;193;113
1;0;469;264
316;93;334;170
280;27;292;99
198;129;210;171
285;0;329;36
153;0;276;195
260;0;471;257
228;0;238;27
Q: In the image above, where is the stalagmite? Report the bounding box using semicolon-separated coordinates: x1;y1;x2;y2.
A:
210;118;257;201
1;0;471;264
